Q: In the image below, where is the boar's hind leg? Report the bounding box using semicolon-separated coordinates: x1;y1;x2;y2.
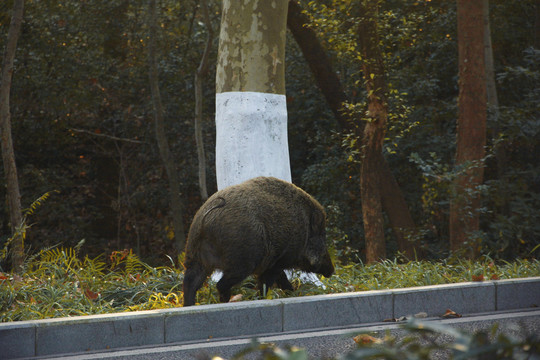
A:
259;269;294;294
183;262;208;307
216;271;249;303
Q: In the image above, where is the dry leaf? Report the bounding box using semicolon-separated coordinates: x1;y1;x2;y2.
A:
353;334;381;345
442;309;462;318
229;294;243;302
472;274;484;282
84;289;99;300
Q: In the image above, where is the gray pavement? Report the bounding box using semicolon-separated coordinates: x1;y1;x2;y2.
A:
1;277;539;359
51;309;540;360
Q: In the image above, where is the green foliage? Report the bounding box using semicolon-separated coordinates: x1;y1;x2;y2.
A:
0;246;183;321
0;0;220;262
299;0;539;260
212;319;540;360
1;0;538;265
0;191;58;271
1;248;539;322
230;339;309;360
343;318;540;360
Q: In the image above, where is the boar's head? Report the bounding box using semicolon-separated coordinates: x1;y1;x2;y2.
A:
300;207;334;278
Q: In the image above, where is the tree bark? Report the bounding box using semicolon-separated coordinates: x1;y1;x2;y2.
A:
287;0;418;260
450;0;487;257
148;0;186;251
356;1;388;263
194;0;213;202
286;1;350;127
215;0;291;190
0;0;25;271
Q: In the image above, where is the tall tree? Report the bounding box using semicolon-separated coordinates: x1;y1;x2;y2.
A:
483;0;505;178
287;0;419;260
450;0;487;256
0;0;25;271
148;0;186;251
215;0;291;190
356;1;388;263
194;0;213;201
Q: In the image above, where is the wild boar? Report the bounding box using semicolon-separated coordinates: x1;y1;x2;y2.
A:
182;176;334;306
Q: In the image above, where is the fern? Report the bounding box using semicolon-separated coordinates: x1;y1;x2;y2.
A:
125;251;144;274
0;191;58;271
23;191;59;218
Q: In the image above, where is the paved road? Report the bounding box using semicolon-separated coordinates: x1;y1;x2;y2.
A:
51;309;540;360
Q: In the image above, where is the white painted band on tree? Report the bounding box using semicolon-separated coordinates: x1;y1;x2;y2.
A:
215;91;292;190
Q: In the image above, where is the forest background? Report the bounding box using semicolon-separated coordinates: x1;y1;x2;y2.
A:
0;0;539;270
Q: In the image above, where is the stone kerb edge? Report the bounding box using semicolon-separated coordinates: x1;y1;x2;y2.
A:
164;299;283;343
1;277;539;359
495;277;540;311
280;290;393;332
0;321;35;359
392;281;497;318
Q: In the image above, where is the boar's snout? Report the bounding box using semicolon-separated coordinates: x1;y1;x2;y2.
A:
304;240;334;278
320;262;334;278
318;250;334;278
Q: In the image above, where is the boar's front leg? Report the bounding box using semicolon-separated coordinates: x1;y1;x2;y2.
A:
258;268;294;295
275;270;294;291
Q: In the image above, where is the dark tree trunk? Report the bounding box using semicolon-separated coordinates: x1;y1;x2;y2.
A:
450;0;487;257
378;153;419;259
0;0;25;271
148;0;186;251
287;0;419;260
356;1;387;263
286;1;350;127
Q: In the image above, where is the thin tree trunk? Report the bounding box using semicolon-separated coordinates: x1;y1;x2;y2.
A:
0;0;25;271
378;153;419;259
287;0;418;260
483;0;505;178
148;0;186;251
450;0;487;257
194;0;213;202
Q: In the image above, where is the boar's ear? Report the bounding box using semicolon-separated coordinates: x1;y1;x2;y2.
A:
310;208;325;235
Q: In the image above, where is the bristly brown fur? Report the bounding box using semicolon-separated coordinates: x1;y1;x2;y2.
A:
182;177;334;306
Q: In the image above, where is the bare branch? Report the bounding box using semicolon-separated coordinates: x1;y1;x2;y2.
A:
70;128;144;144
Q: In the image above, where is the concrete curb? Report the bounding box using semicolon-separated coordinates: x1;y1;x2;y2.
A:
1;277;539;359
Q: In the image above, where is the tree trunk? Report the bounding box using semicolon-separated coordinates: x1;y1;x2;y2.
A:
287;0;418;260
0;0;25;271
286;1;350;126
483;0;505;178
450;0;487;257
215;0;291;190
378;154;419;259
357;1;387;263
194;0;213;202
148;0;186;251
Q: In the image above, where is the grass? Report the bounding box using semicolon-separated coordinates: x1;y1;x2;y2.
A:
1;247;539;322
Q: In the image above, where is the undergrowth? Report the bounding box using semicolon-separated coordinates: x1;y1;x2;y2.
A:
0;247;539;322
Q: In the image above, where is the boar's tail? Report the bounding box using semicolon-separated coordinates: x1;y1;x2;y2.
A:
202;196;226;223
